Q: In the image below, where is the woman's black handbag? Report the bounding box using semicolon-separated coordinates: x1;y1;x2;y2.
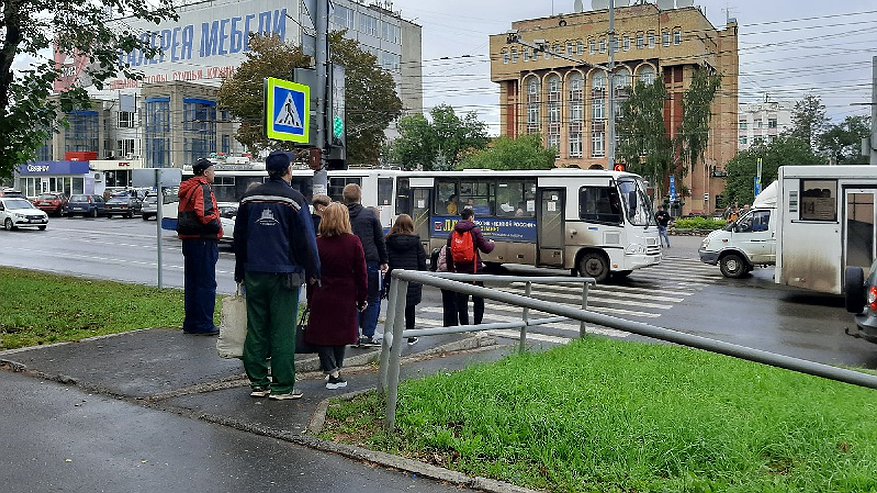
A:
295;306;317;354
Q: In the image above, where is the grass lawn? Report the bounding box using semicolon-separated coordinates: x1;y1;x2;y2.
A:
0;267;218;350
322;337;877;493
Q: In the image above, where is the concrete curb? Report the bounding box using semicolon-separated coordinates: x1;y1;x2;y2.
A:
0;328;155;356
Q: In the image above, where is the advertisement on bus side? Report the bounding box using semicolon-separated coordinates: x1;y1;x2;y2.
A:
431;216;537;243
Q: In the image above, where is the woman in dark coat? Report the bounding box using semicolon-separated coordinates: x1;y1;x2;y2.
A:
306;202;368;390
385;214;427;346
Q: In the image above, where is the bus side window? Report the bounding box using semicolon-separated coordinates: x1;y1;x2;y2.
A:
496;180;535;217
378;177;394;206
395;178;411;215
460;181;494;216
436;180;458;215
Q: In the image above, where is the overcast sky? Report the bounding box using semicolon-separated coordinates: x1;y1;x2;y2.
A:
390;0;876;134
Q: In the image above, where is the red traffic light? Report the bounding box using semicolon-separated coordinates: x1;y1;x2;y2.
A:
613;163;626;172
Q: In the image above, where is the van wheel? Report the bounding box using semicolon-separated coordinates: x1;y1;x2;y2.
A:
578;252;609;283
845;266;866;313
719;253;747;278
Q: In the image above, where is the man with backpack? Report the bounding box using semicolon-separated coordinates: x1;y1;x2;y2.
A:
446;207;495;325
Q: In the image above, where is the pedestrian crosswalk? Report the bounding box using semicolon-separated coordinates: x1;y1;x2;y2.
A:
407;256;723;346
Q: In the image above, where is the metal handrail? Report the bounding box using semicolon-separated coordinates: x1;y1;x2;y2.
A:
378;269;877;432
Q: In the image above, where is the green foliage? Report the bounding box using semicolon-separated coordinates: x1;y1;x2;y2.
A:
617;80;674;195
679;69;722;173
323;337;877;493
818;115;870;164
0;268;212;349
459;135;556;170
725;135;823;205
790;94;828;150
389;104;489;170
218;32;402;164
0;0;178;178
674;217;726;231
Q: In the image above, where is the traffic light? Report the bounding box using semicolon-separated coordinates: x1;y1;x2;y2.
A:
326;144;347;170
613;163;626;172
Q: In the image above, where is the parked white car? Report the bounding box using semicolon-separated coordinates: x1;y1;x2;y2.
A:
0;197;49;231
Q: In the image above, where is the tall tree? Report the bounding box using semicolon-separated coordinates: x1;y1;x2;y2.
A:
218;32;402;164
389;104;489;170
818;115;870;164
460;135;556;170
789;93;827;150
724;135;822;206
0;0;177;178
678;68;721;175
617;79;674;195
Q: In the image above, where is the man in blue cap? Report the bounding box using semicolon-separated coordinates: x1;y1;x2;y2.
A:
177;157;223;335
234;151;321;400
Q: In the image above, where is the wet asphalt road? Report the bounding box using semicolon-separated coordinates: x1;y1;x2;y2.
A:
2;216;876;369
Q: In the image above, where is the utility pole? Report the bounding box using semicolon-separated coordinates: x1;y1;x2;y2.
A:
872;56;877;166
312;0;329;195
607;0;616;169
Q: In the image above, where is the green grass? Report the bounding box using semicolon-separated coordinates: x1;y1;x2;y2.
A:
674;217;727;231
322;337;877;493
0;267;219;350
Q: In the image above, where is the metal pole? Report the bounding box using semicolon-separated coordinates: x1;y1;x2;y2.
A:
312;0;329;195
580;282;589;339
384;279;408;432
155;169;163;289
519;281;532;354
871;56;877;166
378;278;401;395
607;0;616;169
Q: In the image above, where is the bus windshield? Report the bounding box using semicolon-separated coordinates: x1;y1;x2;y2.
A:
617;177;653;227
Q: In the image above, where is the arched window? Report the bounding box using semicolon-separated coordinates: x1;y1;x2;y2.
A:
638;66;656;85
526;77;541;135
502;49;509;64
547;74;562;152
568;73;584;158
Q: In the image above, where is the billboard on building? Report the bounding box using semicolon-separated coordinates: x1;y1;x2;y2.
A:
80;0;302;91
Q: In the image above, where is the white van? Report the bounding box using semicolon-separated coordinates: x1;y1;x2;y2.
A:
698;182;777;278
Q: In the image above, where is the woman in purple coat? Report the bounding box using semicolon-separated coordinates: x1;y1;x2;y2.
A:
305;203;368;390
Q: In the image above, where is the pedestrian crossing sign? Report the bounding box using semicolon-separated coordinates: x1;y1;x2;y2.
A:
264;77;310;144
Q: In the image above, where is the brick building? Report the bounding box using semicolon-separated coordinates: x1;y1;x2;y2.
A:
489;2;739;214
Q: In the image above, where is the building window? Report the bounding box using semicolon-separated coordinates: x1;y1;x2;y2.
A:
221;135;231;154
756;119;763;129
568;73;584;158
566;42;574;56
65;110;99;153
577;40;584;55
333;5;355;30
739;120;748;130
648;31;656;49
592;130;605;158
599;37;606;53
740;136;748;145
623;35;631;51
117;139;135;158
636;32;644;49
511;48;519;64
522;49;529;62
674;28;682;45
118;111;135;128
638;66;656;85
662;30;670;47
526;77;541;135
589;38;596;54
502;49;509;64
359;13;378;36
768;118;778;129
547;75;561;152
183;98;217;165
146;98;170;167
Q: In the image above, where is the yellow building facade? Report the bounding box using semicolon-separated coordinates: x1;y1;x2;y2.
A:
489;3;738;214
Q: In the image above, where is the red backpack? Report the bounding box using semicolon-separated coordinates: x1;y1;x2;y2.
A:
451;230;476;265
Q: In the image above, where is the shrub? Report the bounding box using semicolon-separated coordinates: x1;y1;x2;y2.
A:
673;217;726;231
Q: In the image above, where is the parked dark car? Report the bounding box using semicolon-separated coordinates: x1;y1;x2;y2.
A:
105;192;142;218
845;262;877;345
141;194;159;221
67;194;106;218
32;192;68;216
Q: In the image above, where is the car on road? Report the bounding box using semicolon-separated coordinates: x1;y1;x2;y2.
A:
845;262;877;345
67;194;106;218
0;188;25;198
105;192;142;218
141;195;158;221
0;197;49;231
32;192;68;216
218;202;237;243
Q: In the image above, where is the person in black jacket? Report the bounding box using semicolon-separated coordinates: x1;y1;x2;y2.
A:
385;214;427;346
343;183;389;347
233;151;321;401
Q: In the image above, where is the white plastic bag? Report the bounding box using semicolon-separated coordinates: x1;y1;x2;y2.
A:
217;286;247;359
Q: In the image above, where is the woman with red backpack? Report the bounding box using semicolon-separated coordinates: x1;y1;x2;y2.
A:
446;207;495;325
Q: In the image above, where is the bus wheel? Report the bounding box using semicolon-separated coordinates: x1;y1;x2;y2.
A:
578;252;609;283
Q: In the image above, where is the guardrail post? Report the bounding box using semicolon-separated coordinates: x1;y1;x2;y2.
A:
580;282;590;339
519;281;532;354
384;278;409;433
378;278;401;395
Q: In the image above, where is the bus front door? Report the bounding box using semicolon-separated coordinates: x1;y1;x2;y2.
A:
537;188;565;267
412;188;431;249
